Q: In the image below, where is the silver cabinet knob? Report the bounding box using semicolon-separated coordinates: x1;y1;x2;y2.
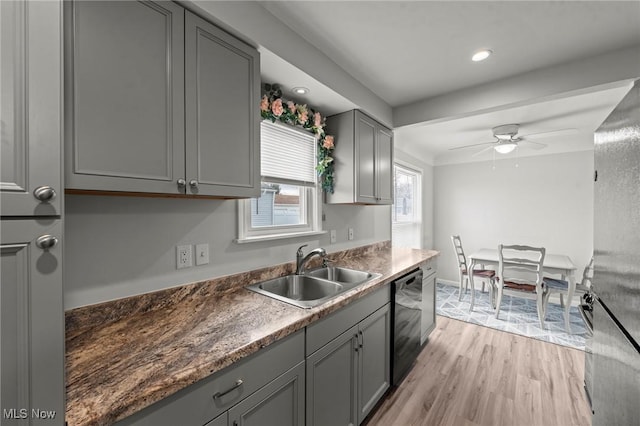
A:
36;235;58;250
33;186;56;202
189;179;199;188
177;178;186;188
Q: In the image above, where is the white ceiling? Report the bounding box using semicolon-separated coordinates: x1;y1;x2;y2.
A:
258;1;640;164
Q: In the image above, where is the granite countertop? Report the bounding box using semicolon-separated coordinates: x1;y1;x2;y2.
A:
65;242;439;426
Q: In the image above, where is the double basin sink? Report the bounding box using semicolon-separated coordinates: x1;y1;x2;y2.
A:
246;266;381;309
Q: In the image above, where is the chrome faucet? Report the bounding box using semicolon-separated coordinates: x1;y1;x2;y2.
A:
295;244;327;275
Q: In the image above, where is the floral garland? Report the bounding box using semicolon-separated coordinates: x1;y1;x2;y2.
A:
260;84;335;193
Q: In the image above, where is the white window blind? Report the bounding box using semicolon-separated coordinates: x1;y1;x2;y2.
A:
261;121;317;185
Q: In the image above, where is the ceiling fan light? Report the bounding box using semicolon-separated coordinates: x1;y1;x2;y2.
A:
472;49;492;62
494;143;517;154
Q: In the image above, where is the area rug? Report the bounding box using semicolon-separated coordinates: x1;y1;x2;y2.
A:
436;282;587;351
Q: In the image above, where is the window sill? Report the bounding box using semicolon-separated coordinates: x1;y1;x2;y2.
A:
235;230;327;244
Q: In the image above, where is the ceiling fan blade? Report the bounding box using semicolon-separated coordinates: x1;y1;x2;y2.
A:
521;139;548;150
471;145;496;158
448;141;495;151
520;128;578;140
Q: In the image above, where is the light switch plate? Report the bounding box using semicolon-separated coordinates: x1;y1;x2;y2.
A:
195;243;210;266
330;230;337;244
348;228;354;240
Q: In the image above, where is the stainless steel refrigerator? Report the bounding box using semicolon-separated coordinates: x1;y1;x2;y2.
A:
591;78;640;426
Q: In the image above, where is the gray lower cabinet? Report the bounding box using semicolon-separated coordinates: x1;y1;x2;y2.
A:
205;412;228;426
357;305;391;421
1;220;65;426
119;288;392;426
117;331;304;426
227;361;305;426
325;110;393;205
306;325;359;426
306;287;391;426
65;1;260;198
421;261;437;345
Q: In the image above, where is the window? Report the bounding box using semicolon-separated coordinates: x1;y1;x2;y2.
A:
237;121;322;242
392;162;422;249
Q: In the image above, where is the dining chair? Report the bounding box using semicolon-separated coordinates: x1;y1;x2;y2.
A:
495;244;547;328
543;256;593;313
451;235;496;304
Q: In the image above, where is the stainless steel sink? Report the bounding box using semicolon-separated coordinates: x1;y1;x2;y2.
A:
306;266;379;285
246;275;344;309
246;267;381;309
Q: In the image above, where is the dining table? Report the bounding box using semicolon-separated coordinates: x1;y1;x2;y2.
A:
467;248;577;333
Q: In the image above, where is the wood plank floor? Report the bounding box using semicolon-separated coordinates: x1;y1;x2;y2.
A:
366;315;592;426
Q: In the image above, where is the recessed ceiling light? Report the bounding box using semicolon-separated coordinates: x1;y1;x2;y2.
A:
292;87;309;95
472;49;492;62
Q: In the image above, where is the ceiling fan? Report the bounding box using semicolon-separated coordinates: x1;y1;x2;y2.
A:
449;124;578;157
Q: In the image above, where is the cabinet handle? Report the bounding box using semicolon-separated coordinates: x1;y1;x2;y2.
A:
189;179;199;188
36;235;58;250
33;186;56;202
213;379;243;400
177;178;186;188
354;334;359;352
359;330;363;348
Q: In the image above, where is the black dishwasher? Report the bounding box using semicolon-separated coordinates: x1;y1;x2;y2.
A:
391;268;423;386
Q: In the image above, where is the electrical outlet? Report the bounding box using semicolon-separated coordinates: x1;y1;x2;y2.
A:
330;230;337;244
195;243;210;266
348;228;354;240
176;245;192;269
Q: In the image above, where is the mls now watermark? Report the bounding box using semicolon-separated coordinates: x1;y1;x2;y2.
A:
3;408;57;420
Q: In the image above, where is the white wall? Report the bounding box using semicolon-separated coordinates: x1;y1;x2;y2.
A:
64;196;390;309
434;150;594;283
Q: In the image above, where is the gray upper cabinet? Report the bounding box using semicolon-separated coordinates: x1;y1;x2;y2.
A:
66;0;185;194
325;110;394;204
66;1;260;198
1;0;62;217
185;11;260;197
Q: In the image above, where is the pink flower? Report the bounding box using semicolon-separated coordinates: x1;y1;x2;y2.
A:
287;101;296;113
322;135;334;150
313;112;322;128
260;95;269;112
271;98;284;117
297;104;309;124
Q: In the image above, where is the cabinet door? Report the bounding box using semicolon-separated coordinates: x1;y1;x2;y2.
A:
1;0;61;216
375;127;393;205
185;11;260;198
354;112;377;204
228;361;305;426
1;219;64;425
204;412;227;426
66;1;185;194
421;273;437;344
306;325;359;426
358;304;391;424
